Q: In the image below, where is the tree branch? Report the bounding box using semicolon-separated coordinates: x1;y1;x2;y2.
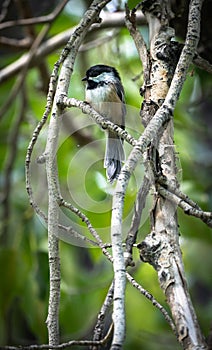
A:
1;84;26;244
158;184;212;228
0;12;145;84
193;53;212;74
0;0;69;30
0;0;11;23
125;4;150;81
125;175;151;266
57;96;137;147
43;0;112;345
0;24;50;120
126;272;176;334
138;0;207;349
92;281;114;349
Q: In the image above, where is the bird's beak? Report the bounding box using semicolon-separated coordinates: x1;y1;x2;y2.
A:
82;76;87;81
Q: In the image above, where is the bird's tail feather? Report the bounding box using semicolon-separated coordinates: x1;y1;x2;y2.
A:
104;132;125;183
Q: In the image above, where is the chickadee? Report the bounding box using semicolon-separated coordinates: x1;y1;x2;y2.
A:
82;64;126;183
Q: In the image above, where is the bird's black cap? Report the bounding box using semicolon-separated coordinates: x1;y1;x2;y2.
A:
82;64;121;81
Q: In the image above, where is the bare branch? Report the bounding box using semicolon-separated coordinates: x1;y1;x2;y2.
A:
58;96;137;147
0;36;32;48
158;184;212;228
1;85;26;244
0;0;11;23
0;0;69;30
108;0;208;348
0;7;145;31
193;53;212;74
125;175;151;266
92;281;114;348
138;0;207;349
43;0;112;345
108;98;172;349
125;5;149;77
126;272;176;334
80;29;119;51
58;197;113;262
0;24;50;119
0;12;145;84
0;337;110;350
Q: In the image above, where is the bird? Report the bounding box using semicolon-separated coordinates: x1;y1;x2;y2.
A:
82;64;126;183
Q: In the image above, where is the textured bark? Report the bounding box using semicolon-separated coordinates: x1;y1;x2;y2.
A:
138;0;207;349
44;0;112;346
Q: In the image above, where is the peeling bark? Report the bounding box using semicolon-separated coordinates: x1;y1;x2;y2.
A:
139;1;207;349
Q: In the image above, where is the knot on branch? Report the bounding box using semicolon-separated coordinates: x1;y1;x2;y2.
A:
151;27;182;74
142;0;162;19
138;231;175;290
142;0;174;25
137;231;161;268
56;93;67;109
36;153;46;164
140;100;159;127
153;27;183;65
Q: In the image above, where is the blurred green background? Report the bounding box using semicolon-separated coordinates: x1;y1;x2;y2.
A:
0;1;211;348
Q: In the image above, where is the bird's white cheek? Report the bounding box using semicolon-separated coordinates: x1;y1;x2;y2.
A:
85;86;109;116
86;86;107;103
85;88;93;103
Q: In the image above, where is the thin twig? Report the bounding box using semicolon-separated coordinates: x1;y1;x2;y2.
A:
125;4;149;76
58;197;113;262
193;53;212;74
0;9;145;31
80;29;119;51
125;175;151;265
0;0;69;119
0;335;110;350
0;12;145;84
0;36;32;48
1;84;26;243
0;24;50;120
126;272;176;334
0;0;12;23
158;184;212;228
92;281;114;349
0;0;69;30
58;96;137;147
